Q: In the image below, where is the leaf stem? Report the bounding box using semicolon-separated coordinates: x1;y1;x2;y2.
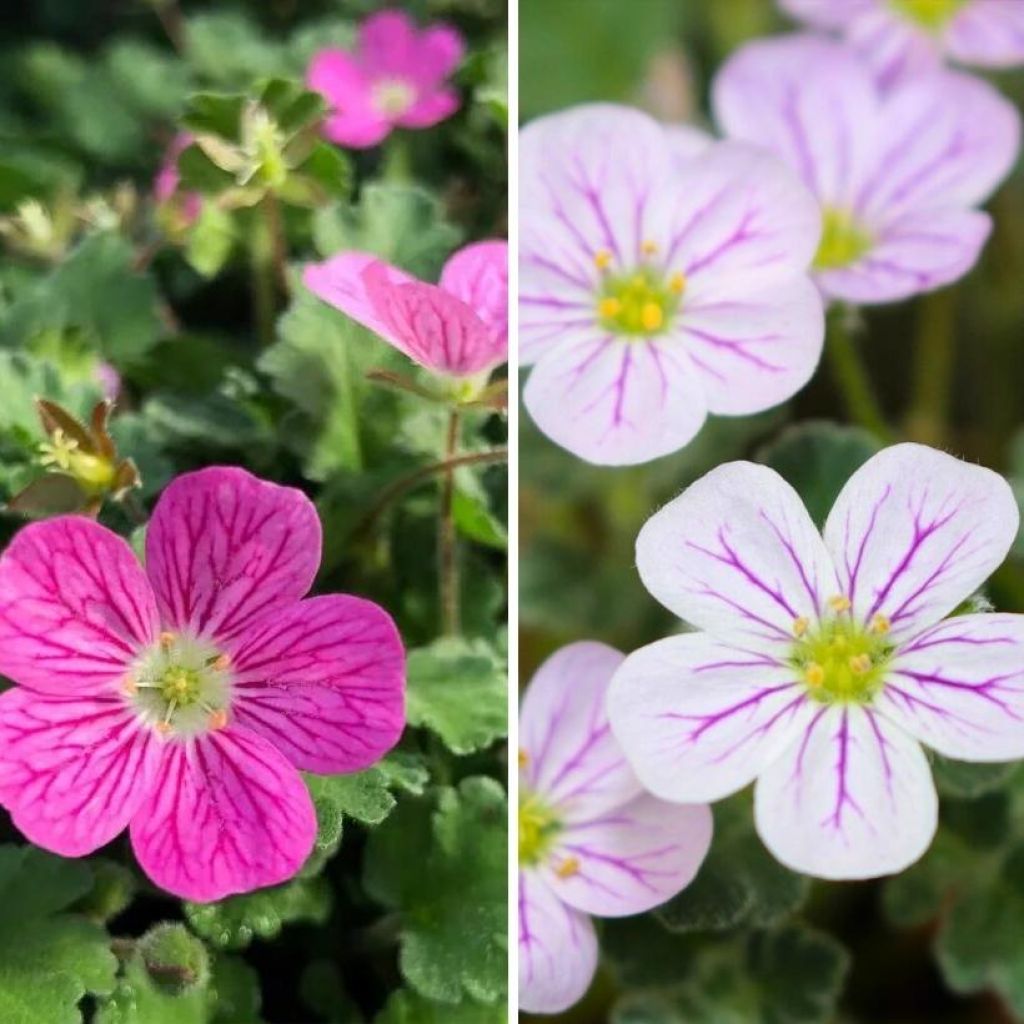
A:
826;307;893;443
439;410;460;636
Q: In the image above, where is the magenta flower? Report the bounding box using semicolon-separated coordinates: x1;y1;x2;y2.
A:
0;467;405;902
307;9;463;149
304;240;508;382
520;104;825;466
154;133;201;226
607;444;1024;880
519;642;712;1014
713;34;1020;306
780;0;1024;84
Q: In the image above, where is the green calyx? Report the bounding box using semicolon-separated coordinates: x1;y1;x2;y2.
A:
814;208;874;271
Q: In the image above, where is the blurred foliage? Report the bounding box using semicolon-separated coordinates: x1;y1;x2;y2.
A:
0;0;507;1022
520;0;1024;1022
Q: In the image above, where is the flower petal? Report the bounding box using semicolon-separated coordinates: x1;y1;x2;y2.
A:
635;462;837;645
755;704;937;880
608;633;813;803
358;9;417;77
520;642;641;818
523;334;708;466
823;444;1019;641
0;688;160;856
664;124;714;166
543;794;712;918
146;467;321;644
880;614;1024;762
0;517;157;696
229;595;405;774
518;871;598;1016
396;88;461;128
946;2;1024;67
130;726;316;902
411;24;465;84
439;239;509;352
777;0;870;28
307;51;389;149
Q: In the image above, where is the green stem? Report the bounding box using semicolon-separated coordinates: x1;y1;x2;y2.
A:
383;135;412;183
439;410;460;636
249;209;276;347
826;309;892;443
905;288;956;446
263;191;289;296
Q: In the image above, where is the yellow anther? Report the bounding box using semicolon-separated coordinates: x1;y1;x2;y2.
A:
209;709;229;731
870;614;891;635
792;616;810;638
555;856;580;880
155;720;172;736
594;249;612;270
828;595;852;613
640;302;664;331
804;663;825;687
598;297;623;318
641;240;658;256
122;676;138;696
849;654;872;676
669;272;687;294
159;631;176;650
212;653;231;671
518;749;529;768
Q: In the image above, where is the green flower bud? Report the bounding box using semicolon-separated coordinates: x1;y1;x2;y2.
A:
137;923;211;998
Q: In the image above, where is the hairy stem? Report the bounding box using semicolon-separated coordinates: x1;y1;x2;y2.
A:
439;410;461;635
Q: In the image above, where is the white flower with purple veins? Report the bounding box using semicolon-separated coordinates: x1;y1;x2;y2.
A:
520;104;825;466
713;34;1021;306
607;444;1024;880
519;642;712;1014
780;0;1024;85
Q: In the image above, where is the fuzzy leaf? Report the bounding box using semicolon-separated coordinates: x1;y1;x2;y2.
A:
377;989;506;1023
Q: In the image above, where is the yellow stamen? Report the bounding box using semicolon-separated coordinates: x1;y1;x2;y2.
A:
849;654;872;676
518;749;529;768
641;240;658;256
792;616;809;638
828;595;852;614
212;653;231;671
870;614;891;635
159;631;176;650
555;856;580;880
209;709;229;731
594;249;612;270
155;720;172;736
640;302;664;331
669;272;686;294
122;676;137;696
598;297;623;318
805;663;825;687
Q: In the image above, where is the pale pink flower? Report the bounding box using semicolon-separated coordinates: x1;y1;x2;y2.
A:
154;133;201;226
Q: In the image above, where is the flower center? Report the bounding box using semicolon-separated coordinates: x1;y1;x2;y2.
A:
38;430;117;496
890;0;967;31
125;631;233;739
789;602;894;704
519;790;561;867
593;245;685;338
813;208;874;271
372;78;416;117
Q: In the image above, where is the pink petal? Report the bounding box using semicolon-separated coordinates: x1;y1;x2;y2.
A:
946;1;1024;67
323;109;393;149
307;50;391;149
663;123;714;167
520;642;642;819
846;9;943;86
396;88;461;128
439;239;509;351
358;9;418;77
543;794;712;918
0;517;157;696
228;595;405;774
635;461;837;646
410;25;465;85
755;704;937;879
824;444;1019;642
130;726;316;902
0;688;161;856
777;0;871;28
146;467;321;644
518;871;597;1015
608;633;814;803
880;613;1024;762
522;333;709;466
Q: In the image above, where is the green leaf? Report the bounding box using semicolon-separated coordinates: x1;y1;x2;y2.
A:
758;421;882;528
94;955;208;1024
184;13;286;87
377;989;506;1023
185;203;236;278
177;144;237;194
364;777;507;1004
294;141;352;200
406;638;507;754
299;960;360;1024
452;488;507;549
933;754;1019;798
141;391;267;451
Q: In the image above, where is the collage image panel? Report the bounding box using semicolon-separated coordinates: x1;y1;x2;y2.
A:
518;0;1024;1022
0;1;508;1023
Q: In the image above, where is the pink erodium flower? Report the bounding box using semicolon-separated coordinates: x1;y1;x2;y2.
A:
779;0;1024;86
519;104;825;467
607;444;1024;880
154;132;201;227
304;240;508;383
518;642;712;1014
0;467;405;902
713;34;1021;306
307;8;464;149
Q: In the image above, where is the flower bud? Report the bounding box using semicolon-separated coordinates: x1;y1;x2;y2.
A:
137;923;211;998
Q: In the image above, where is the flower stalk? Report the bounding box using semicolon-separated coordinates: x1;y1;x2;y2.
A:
826;307;893;443
439;409;460;635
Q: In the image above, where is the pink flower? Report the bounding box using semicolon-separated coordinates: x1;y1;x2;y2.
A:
154;133;202;226
713;35;1020;305
307;9;464;149
519;642;712;1015
0;467;405;902
304;240;508;380
780;0;1024;85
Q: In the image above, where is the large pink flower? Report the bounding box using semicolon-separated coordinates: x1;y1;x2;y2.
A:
0;467;405;902
304;240;508;380
519;642;712;1014
307;9;464;149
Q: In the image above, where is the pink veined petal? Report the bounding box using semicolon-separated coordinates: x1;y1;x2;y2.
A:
755;703;937;880
518;871;598;1016
816;207;991;305
946;1;1024;67
607;633;814;803
130;726;317;902
439;239;509;353
677;276;824;416
408;24;464;85
228;595;405;774
542;795;712;918
635;461;838;646
0;516;157;696
0;688;161;857
712;35;881;211
520;642;642;819
848;8;944;86
879;613;1024;762
663;123;715;167
823;444;1019;641
146;467;321;644
523;333;708;467
358;9;418;78
396;87;461;128
307;51;391;149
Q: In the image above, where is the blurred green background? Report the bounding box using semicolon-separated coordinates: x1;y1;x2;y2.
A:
520;1;1024;1022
